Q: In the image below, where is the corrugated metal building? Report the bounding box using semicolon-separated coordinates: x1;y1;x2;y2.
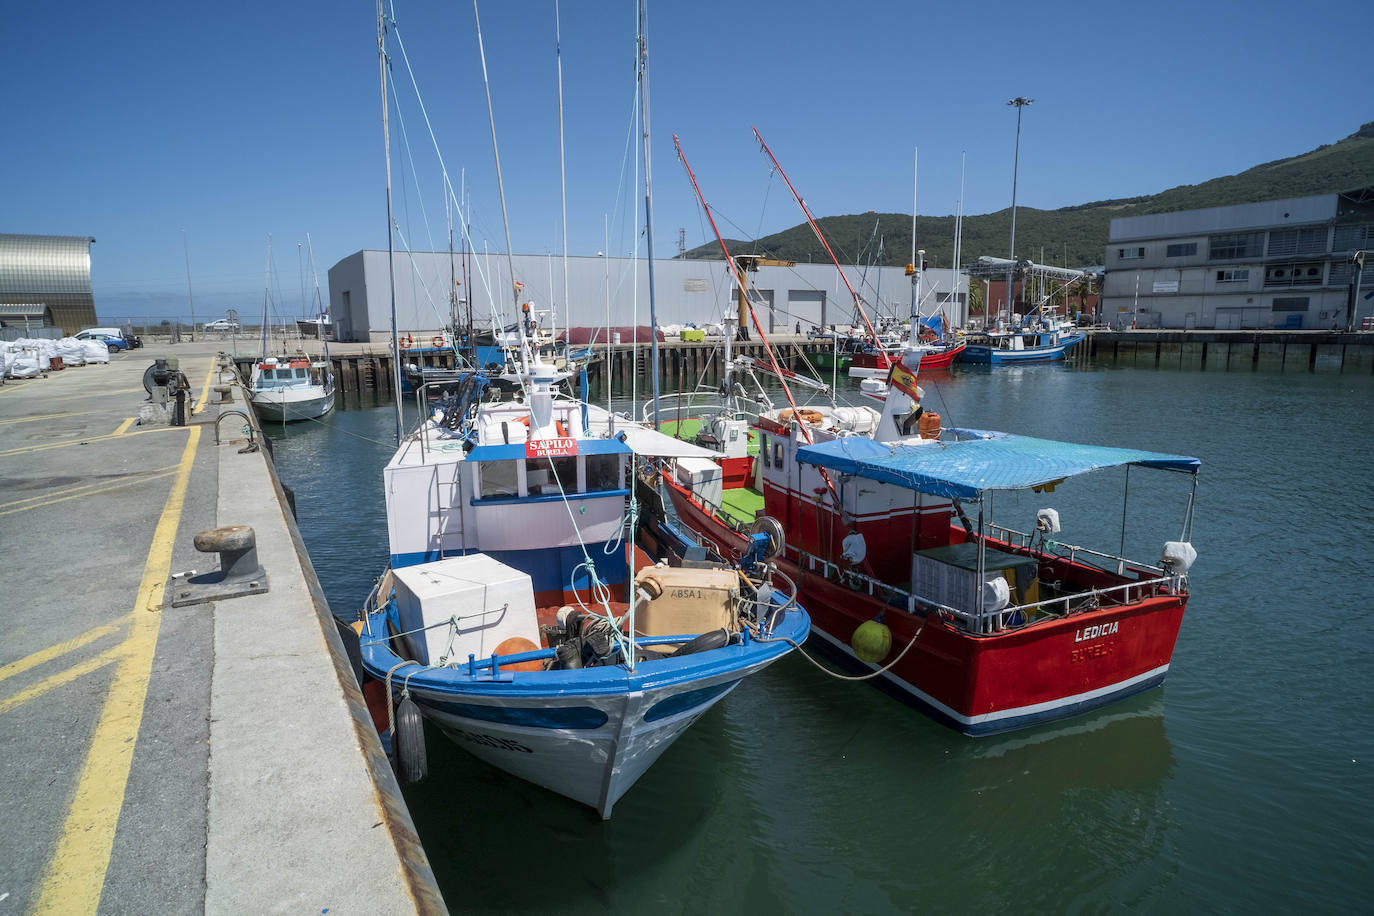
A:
326;250;966;343
0;234;98;335
1102;188;1374;329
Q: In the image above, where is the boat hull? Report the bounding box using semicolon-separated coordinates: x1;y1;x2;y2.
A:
360;600;809;817
250;389;335;422
663;478;1186;736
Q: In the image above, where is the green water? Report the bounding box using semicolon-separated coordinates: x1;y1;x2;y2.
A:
265;363;1374;913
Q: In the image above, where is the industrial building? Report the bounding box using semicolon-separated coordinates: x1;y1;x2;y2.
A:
326;250;966;343
1102;188;1374;329
0;233;98;336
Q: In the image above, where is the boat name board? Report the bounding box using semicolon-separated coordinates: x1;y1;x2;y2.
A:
526;438;579;459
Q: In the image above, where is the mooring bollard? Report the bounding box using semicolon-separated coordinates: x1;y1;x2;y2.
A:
170;525;270;607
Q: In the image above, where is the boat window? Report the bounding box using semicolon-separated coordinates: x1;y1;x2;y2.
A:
585;454;621;492
526;455;576;496
760;433;771;467
478;461;519;499
294;368;308;379
774;442;784;467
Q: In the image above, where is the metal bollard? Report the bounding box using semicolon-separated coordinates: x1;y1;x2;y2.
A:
170;525;270;607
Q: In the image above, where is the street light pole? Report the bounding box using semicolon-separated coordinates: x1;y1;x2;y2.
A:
1006;96;1033;327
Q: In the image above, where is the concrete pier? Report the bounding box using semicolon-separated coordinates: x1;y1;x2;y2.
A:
0;343;443;913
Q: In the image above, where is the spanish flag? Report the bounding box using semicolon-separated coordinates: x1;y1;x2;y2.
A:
514;280;525;293
887;359;921;401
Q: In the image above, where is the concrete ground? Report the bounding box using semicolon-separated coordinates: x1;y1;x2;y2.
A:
0;343;442;913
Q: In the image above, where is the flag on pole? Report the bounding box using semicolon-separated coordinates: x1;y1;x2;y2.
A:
514;281;525;293
887;360;921;401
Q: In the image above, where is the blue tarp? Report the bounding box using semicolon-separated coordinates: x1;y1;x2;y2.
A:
795;431;1199;500
921;314;944;338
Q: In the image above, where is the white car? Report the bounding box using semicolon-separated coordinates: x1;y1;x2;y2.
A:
205;318;240;331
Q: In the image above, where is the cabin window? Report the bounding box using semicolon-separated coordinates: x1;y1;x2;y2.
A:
585;454;621;492
760;434;771;467
294;368;307;379
274;369;292;379
478;461;519;499
526;456;576;496
773;442;784;467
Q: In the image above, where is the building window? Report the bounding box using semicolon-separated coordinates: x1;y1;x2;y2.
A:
1332;224;1374;252
1268;226;1327;257
1166;242;1197;257
1216;269;1249;283
1208;233;1262;260
1118;247;1145;260
1271;297;1310;312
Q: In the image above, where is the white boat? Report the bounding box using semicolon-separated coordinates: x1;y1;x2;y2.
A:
247;355;335;422
356;342;808;818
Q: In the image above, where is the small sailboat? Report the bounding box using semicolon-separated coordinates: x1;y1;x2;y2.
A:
247;239;335;422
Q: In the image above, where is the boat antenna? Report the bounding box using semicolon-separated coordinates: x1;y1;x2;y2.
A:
753;126;890;369
472;0;530;374
377;0;403;444
638;0;662;428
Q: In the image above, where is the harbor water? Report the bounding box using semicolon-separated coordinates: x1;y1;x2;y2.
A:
265;362;1373;913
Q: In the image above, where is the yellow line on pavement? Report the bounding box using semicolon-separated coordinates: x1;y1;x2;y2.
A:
44;387;146;402
0;615;132;686
0;465;178;512
0;424;185;458
0;469;178;517
0;410;98;426
0;646;123;716
33;424;201;916
112;417;136;436
195;358;216;416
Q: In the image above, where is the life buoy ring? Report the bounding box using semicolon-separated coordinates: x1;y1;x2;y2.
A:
432;336;445;348
778;408;824;425
517;415;571;438
403;334;415;349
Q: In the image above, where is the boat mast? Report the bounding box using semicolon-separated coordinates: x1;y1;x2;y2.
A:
260;235;272;359
907;147;919;350
473;0;530;374
1006;96;1033;328
378;0;403;443
556;0;571;342
638;0;661;428
753;127;890;369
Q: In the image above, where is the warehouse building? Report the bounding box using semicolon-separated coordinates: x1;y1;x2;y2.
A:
1101;188;1374;329
326;250;965;343
0;234;98;335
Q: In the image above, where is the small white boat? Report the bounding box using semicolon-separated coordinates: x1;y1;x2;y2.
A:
248;356;335;422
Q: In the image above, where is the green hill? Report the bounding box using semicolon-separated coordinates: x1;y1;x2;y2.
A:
682;122;1374;269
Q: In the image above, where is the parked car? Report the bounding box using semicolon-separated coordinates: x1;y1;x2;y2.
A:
205;318;240;332
75;330;129;351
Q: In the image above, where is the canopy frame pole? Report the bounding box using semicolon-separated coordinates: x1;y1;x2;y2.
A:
1118;465;1131;576
976;500;987;634
1182;473;1198;542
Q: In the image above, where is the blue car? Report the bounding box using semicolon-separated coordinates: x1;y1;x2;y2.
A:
75;331;128;352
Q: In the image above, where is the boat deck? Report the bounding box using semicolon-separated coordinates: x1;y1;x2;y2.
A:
721;484;765;525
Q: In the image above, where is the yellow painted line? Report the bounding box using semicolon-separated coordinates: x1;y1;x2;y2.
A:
33;424;201;915
0;646;123;716
112;417;136;436
44;387;147;402
0;410;99;426
0;424;185;458
0;615;131;686
0;469;178;518
194;358;216;416
0;465;178;511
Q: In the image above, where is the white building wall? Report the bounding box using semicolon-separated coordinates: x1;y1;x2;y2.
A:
327;250;966;342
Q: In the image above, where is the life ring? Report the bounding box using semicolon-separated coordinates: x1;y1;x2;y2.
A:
432;336;445;348
778;408;823;425
517;415;571;438
403;334;414;349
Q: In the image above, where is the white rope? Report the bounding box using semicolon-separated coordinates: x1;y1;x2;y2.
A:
756;622;925;682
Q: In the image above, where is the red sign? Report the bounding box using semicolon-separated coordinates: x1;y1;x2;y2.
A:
525;437;579;459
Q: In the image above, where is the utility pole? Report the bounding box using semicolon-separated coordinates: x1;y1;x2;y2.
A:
1005;96;1033;327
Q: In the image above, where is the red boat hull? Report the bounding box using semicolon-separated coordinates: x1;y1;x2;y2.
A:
663;479;1187;735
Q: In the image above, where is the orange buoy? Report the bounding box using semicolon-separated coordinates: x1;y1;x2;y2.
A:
495;636;544;672
918;411;941;439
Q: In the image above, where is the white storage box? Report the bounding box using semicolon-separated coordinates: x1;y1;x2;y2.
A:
675;456;723;510
392;554;540;666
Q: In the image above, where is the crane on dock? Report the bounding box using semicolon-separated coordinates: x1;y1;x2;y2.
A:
732;254;794;340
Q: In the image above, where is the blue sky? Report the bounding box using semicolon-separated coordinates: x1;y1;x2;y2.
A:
7;0;1369;322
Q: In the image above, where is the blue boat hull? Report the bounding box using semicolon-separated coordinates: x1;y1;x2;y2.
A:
959;332;1085;364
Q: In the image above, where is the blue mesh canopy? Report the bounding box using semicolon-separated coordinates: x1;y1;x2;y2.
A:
795;430;1199;500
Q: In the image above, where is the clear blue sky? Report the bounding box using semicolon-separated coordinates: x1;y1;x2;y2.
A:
7;0;1368;322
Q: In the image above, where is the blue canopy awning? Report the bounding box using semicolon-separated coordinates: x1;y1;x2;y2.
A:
795;431;1199;500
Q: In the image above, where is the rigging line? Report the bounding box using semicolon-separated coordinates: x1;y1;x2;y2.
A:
388;76;441;258
391;223;457;329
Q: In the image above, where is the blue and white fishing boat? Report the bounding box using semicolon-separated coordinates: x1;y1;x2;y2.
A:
958;321;1085;364
357;334;809;818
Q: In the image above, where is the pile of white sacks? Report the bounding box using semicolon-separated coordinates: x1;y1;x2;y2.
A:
1;337;109;378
